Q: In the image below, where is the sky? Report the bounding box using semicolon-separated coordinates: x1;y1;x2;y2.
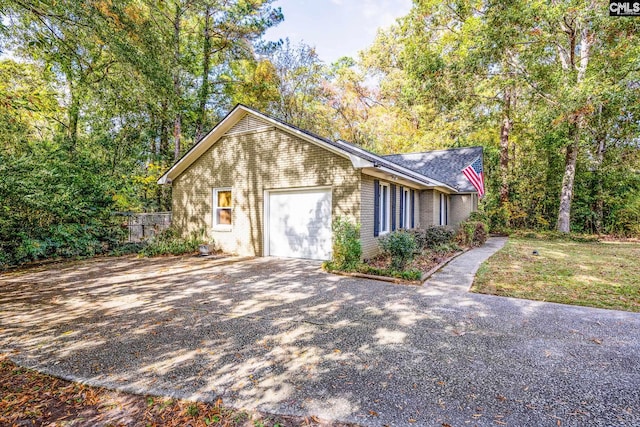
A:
263;0;412;64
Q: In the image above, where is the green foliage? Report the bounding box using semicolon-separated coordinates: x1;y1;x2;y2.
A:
329;217;361;271
378;230;417;270
468;211;490;228
613;196;640;237
0;147;123;269
455;221;488;248
357;264;422;282
423;226;456;249
431;242;461;255
186;404;199;417
138;228;206;257
409;226;455;251
109;242;146;257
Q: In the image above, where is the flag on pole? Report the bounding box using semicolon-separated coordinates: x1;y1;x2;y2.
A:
462;156;485;198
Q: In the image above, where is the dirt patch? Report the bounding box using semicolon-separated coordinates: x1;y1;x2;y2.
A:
365;250;459;273
0;354;358;427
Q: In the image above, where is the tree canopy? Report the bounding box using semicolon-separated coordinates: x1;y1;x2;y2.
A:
1;0;639;268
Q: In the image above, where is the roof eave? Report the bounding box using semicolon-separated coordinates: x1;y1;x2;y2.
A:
335;140;457;192
157;105;373;184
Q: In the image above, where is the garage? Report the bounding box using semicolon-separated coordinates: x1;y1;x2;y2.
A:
265;188;332;260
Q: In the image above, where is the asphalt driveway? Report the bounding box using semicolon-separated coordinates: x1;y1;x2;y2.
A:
1;241;639;426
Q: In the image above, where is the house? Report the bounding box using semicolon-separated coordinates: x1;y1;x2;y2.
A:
157;104;483;261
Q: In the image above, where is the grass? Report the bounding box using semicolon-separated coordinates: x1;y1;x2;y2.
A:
472;237;640;312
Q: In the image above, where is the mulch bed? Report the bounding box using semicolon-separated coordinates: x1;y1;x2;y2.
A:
0;354;357;427
366;250;459;273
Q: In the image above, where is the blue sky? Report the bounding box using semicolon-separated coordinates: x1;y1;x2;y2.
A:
263;0;412;63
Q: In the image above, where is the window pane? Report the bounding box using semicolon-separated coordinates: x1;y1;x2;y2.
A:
218;190;232;208
217;208;232;225
404;191;409;228
381;186;388;231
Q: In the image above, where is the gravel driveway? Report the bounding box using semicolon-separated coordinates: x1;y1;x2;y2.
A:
1;241;639;426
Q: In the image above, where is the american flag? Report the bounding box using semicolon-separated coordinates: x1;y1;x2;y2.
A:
462;156;485;198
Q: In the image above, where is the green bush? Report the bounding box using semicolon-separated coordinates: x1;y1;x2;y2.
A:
109;242;146;256
409;226;456;251
610;192;640;237
329;217;362;271
431;242;461;254
424;226;456;248
0;149;123;269
357;264;422;281
139;228;206;257
5;222;120;268
455;221;488;247
378;230;417;270
468;211;490;229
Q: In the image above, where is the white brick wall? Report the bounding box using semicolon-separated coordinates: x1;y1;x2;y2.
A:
450;194;475;227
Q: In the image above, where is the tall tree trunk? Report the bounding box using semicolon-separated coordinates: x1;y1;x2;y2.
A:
160;100;169;158
499;87;512;207
557;123;580;232
195;6;212;141
556;21;593;233
173;114;182;161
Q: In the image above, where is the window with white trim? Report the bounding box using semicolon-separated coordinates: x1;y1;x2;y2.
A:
379;183;390;234
213;188;232;230
403;189;411;229
439;193;449;226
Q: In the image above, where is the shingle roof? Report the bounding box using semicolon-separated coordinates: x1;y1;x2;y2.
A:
383;146;484;193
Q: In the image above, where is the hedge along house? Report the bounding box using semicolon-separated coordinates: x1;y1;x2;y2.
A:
157;104;483;261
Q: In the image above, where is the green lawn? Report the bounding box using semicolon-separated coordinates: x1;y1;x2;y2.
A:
472;237;640;312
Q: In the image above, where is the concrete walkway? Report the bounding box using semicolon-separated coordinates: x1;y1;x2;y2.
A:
1;241;639;426
422;237;507;294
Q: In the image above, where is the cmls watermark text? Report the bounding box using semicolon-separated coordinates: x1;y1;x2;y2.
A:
610;1;640;16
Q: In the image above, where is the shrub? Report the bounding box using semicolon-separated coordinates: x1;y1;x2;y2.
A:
5;222;120;268
455;221;488;247
357;264;422;281
329;217;361;271
407;229;425;251
139;227;206;257
423;226;456;248
109;242;146;256
378;230;417;270
431;242;461;254
468;211;490;229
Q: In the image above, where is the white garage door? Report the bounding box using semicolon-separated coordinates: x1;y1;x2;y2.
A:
267;188;332;260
